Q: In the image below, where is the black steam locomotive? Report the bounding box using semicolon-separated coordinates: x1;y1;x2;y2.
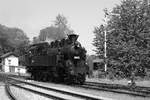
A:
21;34;88;84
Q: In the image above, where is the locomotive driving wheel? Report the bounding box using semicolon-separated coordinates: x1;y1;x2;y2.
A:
77;74;86;84
64;60;75;84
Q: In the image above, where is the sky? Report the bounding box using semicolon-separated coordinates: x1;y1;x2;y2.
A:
0;0;120;55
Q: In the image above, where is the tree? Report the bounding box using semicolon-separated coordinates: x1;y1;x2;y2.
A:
39;14;74;41
93;25;105;58
54;14;74;35
93;0;150;78
55;14;68;28
0;24;29;55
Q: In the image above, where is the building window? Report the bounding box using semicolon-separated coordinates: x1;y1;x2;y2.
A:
8;59;11;65
0;58;1;63
93;62;105;71
10;66;15;72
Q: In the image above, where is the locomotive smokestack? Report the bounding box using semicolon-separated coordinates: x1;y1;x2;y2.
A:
68;34;79;43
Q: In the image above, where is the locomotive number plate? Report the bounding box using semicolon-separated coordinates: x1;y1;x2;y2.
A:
74;56;80;59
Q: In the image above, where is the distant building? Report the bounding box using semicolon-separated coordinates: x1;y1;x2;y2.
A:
93;58;104;71
0;52;26;73
86;55;105;78
87;55;104;71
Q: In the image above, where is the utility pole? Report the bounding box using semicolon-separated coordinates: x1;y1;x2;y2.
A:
103;9;120;72
104;9;108;72
104;25;107;72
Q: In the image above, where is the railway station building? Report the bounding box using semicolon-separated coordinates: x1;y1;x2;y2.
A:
0;52;26;74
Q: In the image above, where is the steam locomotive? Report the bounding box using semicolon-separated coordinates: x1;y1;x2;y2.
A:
21;34;88;84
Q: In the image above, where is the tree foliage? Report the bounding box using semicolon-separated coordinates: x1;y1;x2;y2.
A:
0;24;29;55
93;25;105;58
93;0;150;78
38;14;74;41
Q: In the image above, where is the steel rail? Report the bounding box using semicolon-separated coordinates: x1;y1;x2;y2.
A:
5;83;17;100
81;82;150;97
9;82;67;100
8;77;112;100
86;81;150;91
85;82;150;94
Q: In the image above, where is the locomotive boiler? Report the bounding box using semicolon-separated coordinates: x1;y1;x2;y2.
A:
22;34;88;84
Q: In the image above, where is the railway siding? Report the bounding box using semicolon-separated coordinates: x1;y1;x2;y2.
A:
11;83;83;100
5;83;17;100
8;77;150;100
81;83;150;97
10;86;52;100
8;77;113;100
0;86;10;100
85;82;150;94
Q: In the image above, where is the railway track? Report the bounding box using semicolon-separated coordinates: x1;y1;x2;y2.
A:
0;73;17;100
5;83;17;100
86;81;150;91
7;76;150;99
7;77;112;100
78;82;150;97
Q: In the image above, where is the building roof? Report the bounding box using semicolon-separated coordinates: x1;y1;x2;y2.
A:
1;52;18;58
